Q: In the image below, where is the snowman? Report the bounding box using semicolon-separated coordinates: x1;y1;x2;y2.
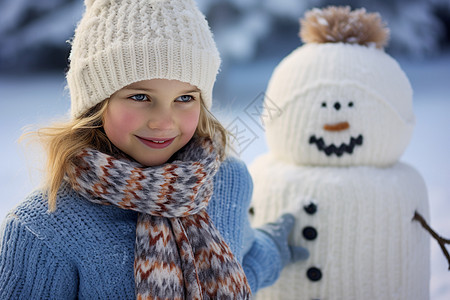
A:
250;6;430;300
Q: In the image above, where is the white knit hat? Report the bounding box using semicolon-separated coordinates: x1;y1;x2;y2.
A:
263;7;415;167
67;0;221;118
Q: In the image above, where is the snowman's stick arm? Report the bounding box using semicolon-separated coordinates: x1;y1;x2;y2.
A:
412;211;450;270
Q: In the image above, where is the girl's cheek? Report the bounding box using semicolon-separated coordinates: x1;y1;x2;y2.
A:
183;109;201;135
104;105;141;143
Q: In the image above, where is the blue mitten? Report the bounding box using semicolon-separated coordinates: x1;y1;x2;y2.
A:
257;213;309;267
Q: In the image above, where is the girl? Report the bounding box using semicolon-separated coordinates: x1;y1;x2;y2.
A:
0;0;307;299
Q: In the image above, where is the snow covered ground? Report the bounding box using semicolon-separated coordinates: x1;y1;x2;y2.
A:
1;52;449;298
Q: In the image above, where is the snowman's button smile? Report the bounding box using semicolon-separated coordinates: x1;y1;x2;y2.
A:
309;134;363;157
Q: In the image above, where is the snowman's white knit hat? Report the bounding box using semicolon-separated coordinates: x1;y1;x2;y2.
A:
265;6;414;125
265;44;414;124
67;0;221;118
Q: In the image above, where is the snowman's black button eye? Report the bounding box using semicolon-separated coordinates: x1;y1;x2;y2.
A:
348;102;354;107
321;102;327;108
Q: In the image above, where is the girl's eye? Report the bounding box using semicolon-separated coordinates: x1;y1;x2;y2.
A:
176;95;194;102
130;94;149;101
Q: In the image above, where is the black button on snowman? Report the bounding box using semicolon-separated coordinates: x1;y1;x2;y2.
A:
307;267;322;282
302;227;317;241
303;203;317;215
303;203;320;281
250;6;430;300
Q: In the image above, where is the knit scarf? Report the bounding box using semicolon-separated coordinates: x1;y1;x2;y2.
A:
67;136;252;299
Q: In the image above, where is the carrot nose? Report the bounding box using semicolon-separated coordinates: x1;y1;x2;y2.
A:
323;121;350;131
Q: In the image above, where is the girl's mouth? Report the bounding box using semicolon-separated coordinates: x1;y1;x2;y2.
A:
136;136;176;149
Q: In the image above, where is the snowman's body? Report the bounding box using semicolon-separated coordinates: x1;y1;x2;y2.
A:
250;154;430;300
249;7;431;299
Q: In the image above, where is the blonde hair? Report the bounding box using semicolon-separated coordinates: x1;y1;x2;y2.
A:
23;98;228;212
196;100;229;157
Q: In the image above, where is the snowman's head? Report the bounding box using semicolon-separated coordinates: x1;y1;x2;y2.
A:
263;7;415;167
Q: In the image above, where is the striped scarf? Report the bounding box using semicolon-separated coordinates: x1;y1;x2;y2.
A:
67;136;251;299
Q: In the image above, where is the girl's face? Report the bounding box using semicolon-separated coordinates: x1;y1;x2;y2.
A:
103;79;201;166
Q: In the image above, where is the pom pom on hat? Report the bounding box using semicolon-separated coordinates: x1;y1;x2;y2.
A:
300;6;389;49
67;0;221;119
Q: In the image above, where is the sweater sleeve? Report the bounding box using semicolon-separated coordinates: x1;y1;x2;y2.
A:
209;156;284;294
209;156;254;262
0;214;78;299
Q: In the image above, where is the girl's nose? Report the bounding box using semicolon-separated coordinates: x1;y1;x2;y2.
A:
323;121;350;132
147;109;174;130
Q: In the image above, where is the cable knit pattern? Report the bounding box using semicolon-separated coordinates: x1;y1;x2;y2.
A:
67;0;221;118
0;157;282;299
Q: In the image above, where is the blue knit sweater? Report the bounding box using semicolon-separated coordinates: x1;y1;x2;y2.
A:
0;157;282;299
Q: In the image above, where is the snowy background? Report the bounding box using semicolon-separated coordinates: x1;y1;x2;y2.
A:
1;0;449;298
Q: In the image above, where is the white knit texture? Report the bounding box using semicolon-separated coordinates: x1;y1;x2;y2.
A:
251;28;430;298
67;0;220;118
263;43;414;167
250;155;430;300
